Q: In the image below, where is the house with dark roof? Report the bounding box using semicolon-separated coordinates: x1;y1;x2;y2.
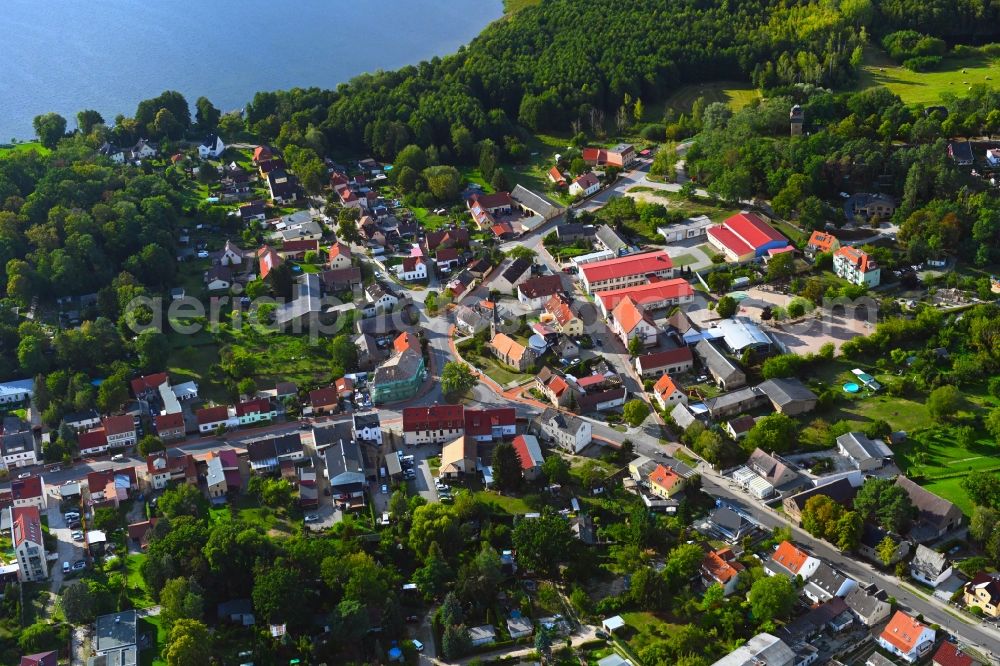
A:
634;347;694;378
266;168;298;203
895;475;962;541
803;562;857;603
857;524;909;566
964;572;1000;618
517;275;565;309
782;478;858;523
844;585;892;626
319;266;363;293
531;408;591;453
756;378;817;415
707;506;753;543
695;340;745;390
704;386;768;420
1;417;39;469
837;432;893;471
493;258;533;293
910;544;953;588
595;225;629;255
747;449;804;493
325;439;367;501
247;433;304;474
948;141;975;165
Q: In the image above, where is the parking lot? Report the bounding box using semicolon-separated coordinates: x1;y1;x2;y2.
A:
46;496;88;590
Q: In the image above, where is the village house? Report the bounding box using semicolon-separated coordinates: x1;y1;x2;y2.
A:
320;266;363;293
467;192;514;228
964;572;1000;618
1;417;39;469
353;412;382;446
582;143;636;168
464;408;516;442
695;339;746;390
756;378;817;415
846;192;896;222
833;246;881;288
710;633;794;666
439;436;478;479
532;408;592;453
490;333;537;372
652;374;686;411
648;464;684;499
805;230;840;258
87;468;137;508
877;611;935;663
11;506;47;582
257;245;283;280
11;476;46;510
247;433;304;474
325;439;367;505
803;562;857;603
534;367;579;408
153;412;186;441
235;398;277;425
327;242;352;269
370;345;425;404
844;585;891;627
569;172;601;197
196;405;237;434
277;239;319;261
706;212;789;263
701;547;745;596
205;265;234;292
896;475;963;542
103;415;137;449
492;258;534;293
836;431;893;471
397;256;428;282
266;169;298;203
544;294;584;336
765;540;820;580
517;275;564;310
610;296;658;348
62;409;101;433
512;434;544;481
365;282;399;314
547;166;567;187
909;544;953;588
145;451;198;491
782;478;858;523
596;278;694;318
580;250;674;294
402;405;465;446
634;347;695;379
198;134;225;159
78;427;109;456
239;200;267;223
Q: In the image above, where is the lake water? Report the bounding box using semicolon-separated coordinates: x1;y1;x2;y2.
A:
2;0;503;140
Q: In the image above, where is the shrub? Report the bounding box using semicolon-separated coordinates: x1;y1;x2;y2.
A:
639;124;666;140
903;56;942;71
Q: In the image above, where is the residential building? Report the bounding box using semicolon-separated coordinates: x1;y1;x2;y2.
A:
77;427;109;456
652;374;686;411
845;192;896;223
94;610;138;663
353;412;382;445
325;439;366;501
634;347;695;378
153;412;186;441
327;242;352;269
468;625;497;648
198;134;225;158
512;435;544;481
464;408;516;442
836;432;893;471
145;451;197;490
910;544;953;588
532;408;591;453
703;386;768;420
706;212;789;263
19;651;57;666
439;436;478;478
805;230;840;258
235;398;277;425
257;244;283;280
319;266;362;293
103;415;137;449
365;282;399;313
783;478;858;523
657;214;713;243
402;405;465;446
490;333;537;372
648;464;683;499
398;256;428;282
371;348;425;404
197;405;236;434
534;367;579;408
239;200;267;223
710;633;794;666
896;475;963;541
707;506;753;543
492;258;533;293
555;223;595;242
579;250;674;294
0;378;33;406
517;275;564;310
308;386;340;415
702;547;745;596
933;642;981;666
11;477;46;510
569;172;600;197
834;246;881;287
544;294;584;336
610;296;658;348
87;468;137;508
11;506;47;582
596;278;694;318
964;572;1000;618
582;143;636;168
803;562;857;603
725;415;756;440
877;611;935;663
1;417;39;469
746;449;802;491
266;169;298;203
547;166;567;187
857;524;910;566
576;374;628;413
63;409;102;433
247;434;304;474
757;378;817;415
844;585;891;626
695;340;745;390
765;540;820;580
507;615;534;639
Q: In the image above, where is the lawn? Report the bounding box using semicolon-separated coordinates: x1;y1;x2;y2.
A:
857;46;1000;106
472;490;533;515
671;253;699;267
478;357;532;387
210;495;299;536
0;141;50;157
410;206;452;232
140;616;167;666
125;554;156;609
620;611;684;657
165;335;228;404
218;326;334;394
659;81;761;117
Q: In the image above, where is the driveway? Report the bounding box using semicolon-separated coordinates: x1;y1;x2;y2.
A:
47;497;85;592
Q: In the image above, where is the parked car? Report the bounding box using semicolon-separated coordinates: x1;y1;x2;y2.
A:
72;560;87;571
62;562;70;574
71;531;84;541
380;484;389;495
17;472;30;479
412;639;424;652
197;250;209;259
379;512;391;526
304;514;321;524
64;512;80;521
111;454;125;462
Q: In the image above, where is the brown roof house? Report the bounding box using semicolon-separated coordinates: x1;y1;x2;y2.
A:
490;333;538;372
439;436;478;479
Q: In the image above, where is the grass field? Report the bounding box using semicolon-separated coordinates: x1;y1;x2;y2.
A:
858;46;1000;105
0;141;50;157
620;612;684;656
473;490;533;515
659;81;760;117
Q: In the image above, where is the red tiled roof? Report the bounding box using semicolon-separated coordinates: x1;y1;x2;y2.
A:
933;641;976;666
87;468;137;495
512;435;543;470
771;541;811;574
281;239;318;254
394;331;421;355
236;398;272;417
426;228;470;251
545;293;577;327
196;406;230;425
328;242;351;261
580;250;673;284
253;146;273;162
636;347;694;371
702;548;745;584
491;222;515;237
257;245;283;280
468;192;513;210
335;377;354;394
11;476;42;501
612;296;654;335
491;333;528;363
707;225;755;257
653;374;680;399
146;451;196;477
582;147;603;163
309;386;339;407
154;411;185;432
402;256;425;272
724;212;786;248
768;245;794;257
597;278;693;312
649;464;681;493
11;506;42;548
436;247;460;262
78;428;107;450
130;372;168;396
835;245;877;273
545;374;570;397
102;415;135;436
518;275;564;300
880;611;930;655
402;405;464;432
464;408;516;436
548;166;566;184
807;230;839;252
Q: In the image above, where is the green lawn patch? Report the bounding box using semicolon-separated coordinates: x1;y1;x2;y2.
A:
0;141;51;157
857;46;1000;106
659;81;761;116
472;491;533;515
125;554;156;609
139;616;167;666
620;611;684;656
671;253;698;267
410;206;452;232
165;337;228;404
504;0;541;12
